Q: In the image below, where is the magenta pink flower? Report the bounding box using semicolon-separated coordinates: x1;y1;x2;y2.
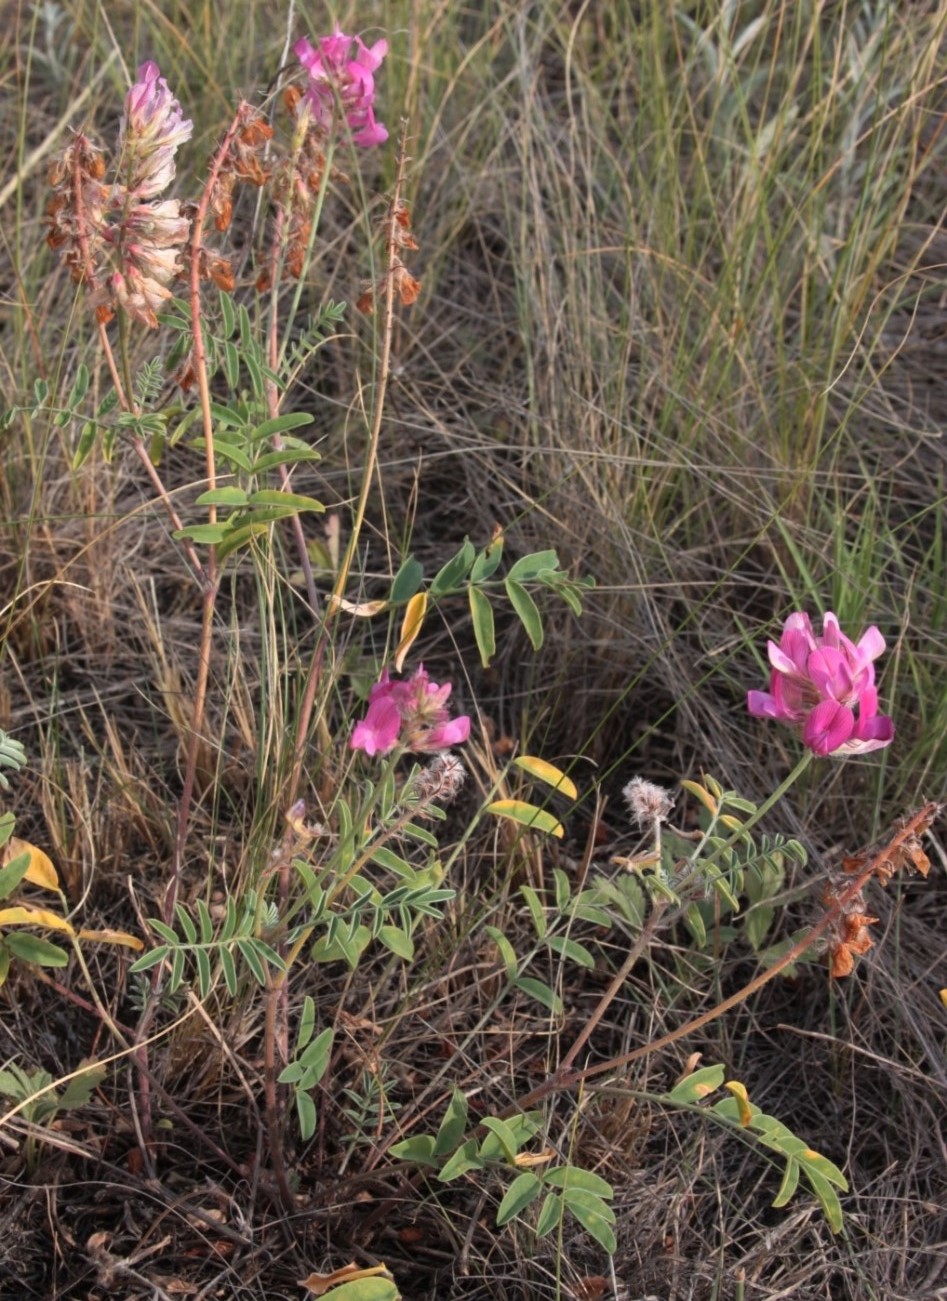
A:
351;666;471;757
747;612;894;756
294;28;388;147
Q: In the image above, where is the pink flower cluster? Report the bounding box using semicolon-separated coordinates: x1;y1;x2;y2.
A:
48;61;192;328
747;611;894;756
294;28;388;147
119;61;193;199
351;666;471;757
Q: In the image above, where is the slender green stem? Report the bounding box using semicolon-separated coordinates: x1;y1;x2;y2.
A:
677;749;814;892
284;121;410;809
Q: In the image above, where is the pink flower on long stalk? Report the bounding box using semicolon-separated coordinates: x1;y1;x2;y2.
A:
351;666;471;757
294;28;388;147
747;611;894;756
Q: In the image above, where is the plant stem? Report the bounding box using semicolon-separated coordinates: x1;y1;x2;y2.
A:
167;105;247;919
507;800;936;1116
284;121;409;810
677;749;814;893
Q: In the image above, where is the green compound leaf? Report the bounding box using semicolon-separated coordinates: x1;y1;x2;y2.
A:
378;925;414;961
772;1156;800;1208
543;1166;614;1198
247;489;325;513
513;976;563;1015
504;578;543;649
562;1187;617;1253
434;1087;469;1157
195;486;250;507
437;1138;483;1182
470;532;504;582
496;1172;543;1226
519;885;547;939
316;1279;400;1301
803;1165;845;1233
295;1089;317;1142
545;935;596;969
507;549;559;581
390;1134;438;1167
535;1190;563;1238
479;1116;520;1163
668;1063;726;1104
250;412;314;439
174;523;231;544
430;538;476;596
469;585;496;667
485;926;518;975
390;555;424;604
4;933;69;967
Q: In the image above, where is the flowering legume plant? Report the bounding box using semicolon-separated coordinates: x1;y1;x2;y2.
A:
3;23;934;1294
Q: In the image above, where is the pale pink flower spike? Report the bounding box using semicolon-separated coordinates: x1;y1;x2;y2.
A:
747;611;894;756
120;61;193;198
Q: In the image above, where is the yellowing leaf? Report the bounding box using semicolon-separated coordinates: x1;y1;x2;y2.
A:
939;988;947;1008
5;838;59;891
77;927;144;951
513;1147;557;1168
610;852;660;873
513;756;578;801
679;780;718;815
0;906;75;935
393;592;428;672
725;1080;753;1126
487;800;564;839
298;1262;393;1295
720;814;745;832
328;596;389;617
668;1062;725;1103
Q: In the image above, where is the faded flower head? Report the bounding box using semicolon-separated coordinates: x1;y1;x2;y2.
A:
747;611;894;757
294;28;388;147
351;665;471;757
47;63;192;328
411;753;468;805
120;61;193;198
623;777;675;828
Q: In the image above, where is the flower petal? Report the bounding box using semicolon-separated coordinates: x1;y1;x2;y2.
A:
803;699;855;755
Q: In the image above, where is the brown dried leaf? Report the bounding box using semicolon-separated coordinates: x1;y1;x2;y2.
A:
299;1262;392;1294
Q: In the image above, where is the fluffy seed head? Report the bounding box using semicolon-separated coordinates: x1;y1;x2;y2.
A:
623;777;675;828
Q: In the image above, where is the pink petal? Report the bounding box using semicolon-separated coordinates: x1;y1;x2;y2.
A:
419;715;471;752
856;625;886;663
841;711;894;754
351;696;401;755
747;690;781;719
803;700;855;755
767;638;799;675
807;647;852;700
